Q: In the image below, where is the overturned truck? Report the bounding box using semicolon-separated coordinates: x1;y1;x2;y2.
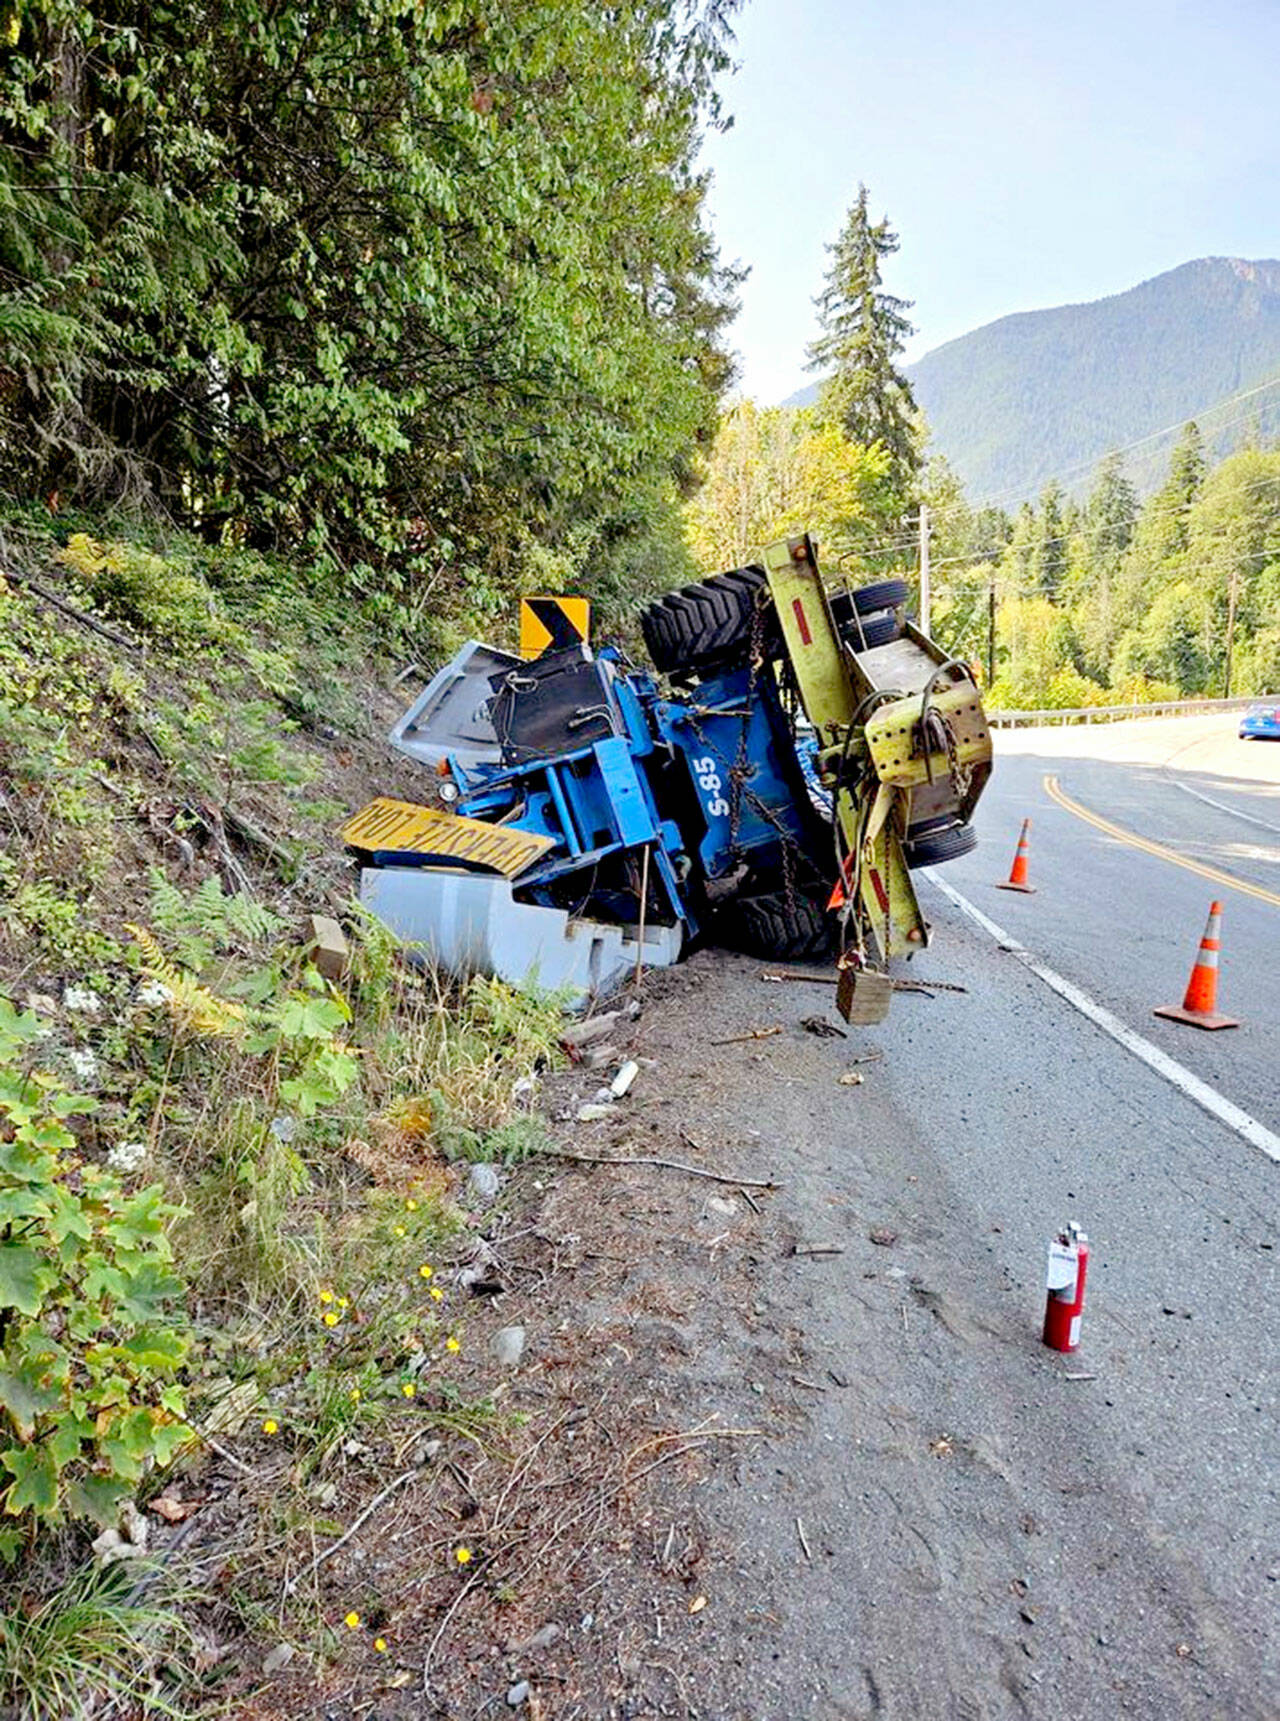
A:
342;535;992;1021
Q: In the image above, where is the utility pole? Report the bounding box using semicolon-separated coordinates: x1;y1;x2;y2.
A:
918;502;930;632
1224;559;1240;699
987;580;997;688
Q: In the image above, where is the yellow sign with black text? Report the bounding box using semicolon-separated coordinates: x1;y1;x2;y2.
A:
340;799;553;878
519;595;591;659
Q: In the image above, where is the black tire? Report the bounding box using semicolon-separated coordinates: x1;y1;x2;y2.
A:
850;610;901;650
903;820;978;868
830;594;902;651
641;567;769;676
850;578;909;616
718;888;835;962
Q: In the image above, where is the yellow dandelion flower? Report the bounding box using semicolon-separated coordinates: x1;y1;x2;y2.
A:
406;1198;418;1211
418;1263;433;1280
349;1387;361;1402
445;1336;460;1353
401;1381;416;1398
319;1289;334;1305
262;1418;278;1435
393;1224;406;1237
374;1637;388;1653
344;1611;361;1629
430;1286;444;1302
337;1297;349;1309
323;1311;339;1327
454;1546;472;1565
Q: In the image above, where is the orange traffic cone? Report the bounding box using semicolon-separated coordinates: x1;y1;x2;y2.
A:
1153;901;1240;1031
996;818;1035;892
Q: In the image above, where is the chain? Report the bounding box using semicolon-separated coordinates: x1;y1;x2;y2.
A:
942;713;972;803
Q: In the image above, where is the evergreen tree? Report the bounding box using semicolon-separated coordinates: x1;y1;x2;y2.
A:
1086;454;1138;565
1140;422;1205;562
1074;452;1138;673
806;185;919;507
1032;481;1068;600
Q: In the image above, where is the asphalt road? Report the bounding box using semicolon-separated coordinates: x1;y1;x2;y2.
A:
622;714;1278;1720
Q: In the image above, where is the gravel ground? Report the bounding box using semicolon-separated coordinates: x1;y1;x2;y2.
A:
599;939;1276;1721
231;716;1277;1717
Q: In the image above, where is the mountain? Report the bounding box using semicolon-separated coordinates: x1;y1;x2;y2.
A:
785;258;1280;502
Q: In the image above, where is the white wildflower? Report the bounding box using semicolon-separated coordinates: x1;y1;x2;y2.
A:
63;986;104;1014
107;1140;148;1174
65;1047;100;1088
135;980;173;1008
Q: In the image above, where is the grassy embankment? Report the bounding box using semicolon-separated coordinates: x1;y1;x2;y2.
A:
0;514;565;1715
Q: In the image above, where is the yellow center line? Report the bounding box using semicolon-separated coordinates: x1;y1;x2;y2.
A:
1043;774;1280;911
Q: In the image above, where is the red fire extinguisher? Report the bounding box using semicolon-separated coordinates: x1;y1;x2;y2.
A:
1043;1221;1089;1352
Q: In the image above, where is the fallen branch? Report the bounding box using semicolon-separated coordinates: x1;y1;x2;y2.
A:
199;1435;253;1476
709;1025;783;1045
222;802;296;869
791;1243;844;1257
284;1465;423;1597
1;560;139;650
542;1145;778;1190
422;1568;486;1699
796;1516;813;1562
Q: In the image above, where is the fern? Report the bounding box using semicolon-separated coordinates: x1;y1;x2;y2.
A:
126;924;247;1039
222;890;283;944
145;867;282;966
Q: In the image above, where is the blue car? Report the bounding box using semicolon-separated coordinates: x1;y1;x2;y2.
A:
1239;700;1280;740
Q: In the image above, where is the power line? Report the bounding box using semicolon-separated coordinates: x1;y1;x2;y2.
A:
835;388;1280;567
925;468;1280;580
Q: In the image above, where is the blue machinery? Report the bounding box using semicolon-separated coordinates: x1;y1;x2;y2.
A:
344;535;993;1016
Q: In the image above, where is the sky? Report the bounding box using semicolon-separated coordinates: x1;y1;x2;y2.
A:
700;0;1280;403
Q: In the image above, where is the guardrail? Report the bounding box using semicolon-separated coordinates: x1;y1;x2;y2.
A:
987;696;1259;729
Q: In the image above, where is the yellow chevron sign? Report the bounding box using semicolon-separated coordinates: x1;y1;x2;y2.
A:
340;799;554;878
519;595;591;659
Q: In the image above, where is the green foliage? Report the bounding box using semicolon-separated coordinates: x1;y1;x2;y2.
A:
1;0;743;618
937;434;1280;706
0;1560;195;1721
684;399;890;572
807;183;920;516
58;536;221;646
146;869;282;971
0;998;190;1533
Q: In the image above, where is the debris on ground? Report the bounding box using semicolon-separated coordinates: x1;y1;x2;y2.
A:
711;1024;785;1044
492;1325;527;1367
305;911;349;979
800;1015;847;1038
561;1010;624;1055
609;1058;640;1097
466;1162;502;1203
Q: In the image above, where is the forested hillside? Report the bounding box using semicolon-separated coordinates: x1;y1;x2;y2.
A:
921;427;1280;708
791;258;1280;504
0;6;747;1712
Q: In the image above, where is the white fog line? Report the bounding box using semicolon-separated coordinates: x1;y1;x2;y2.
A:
922;871;1280;1166
1173;779;1280;838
